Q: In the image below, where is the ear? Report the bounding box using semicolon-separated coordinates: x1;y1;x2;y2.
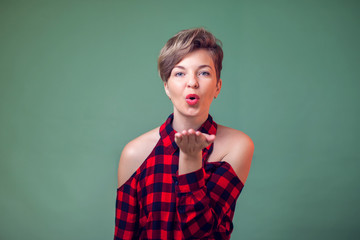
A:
164;81;171;98
214;79;222;98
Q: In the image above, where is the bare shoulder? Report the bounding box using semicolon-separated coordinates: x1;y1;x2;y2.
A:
117;127;160;188
215;124;254;184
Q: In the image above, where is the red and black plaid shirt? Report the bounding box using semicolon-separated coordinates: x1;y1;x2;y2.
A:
114;114;244;239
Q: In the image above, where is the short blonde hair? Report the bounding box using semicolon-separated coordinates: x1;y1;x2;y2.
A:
158;28;223;82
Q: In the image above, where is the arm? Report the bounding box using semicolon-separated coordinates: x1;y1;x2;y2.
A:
114;177;139;240
174;129;249;239
114;144;141;240
114;128;160;239
174;163;243;239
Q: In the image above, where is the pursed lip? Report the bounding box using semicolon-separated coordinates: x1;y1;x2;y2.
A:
185;94;200;105
185;94;200;100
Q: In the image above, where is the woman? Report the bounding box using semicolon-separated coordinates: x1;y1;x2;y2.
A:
114;28;254;240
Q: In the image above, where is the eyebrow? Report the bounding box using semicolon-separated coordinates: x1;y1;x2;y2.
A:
173;66;186;70
173;65;213;70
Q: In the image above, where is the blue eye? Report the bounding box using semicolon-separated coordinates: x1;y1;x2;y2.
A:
200;71;210;76
175;72;184;77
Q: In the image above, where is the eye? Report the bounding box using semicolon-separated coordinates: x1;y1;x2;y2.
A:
175;72;184;77
199;71;210;76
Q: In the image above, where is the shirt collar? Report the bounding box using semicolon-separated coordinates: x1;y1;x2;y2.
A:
159;113;217;156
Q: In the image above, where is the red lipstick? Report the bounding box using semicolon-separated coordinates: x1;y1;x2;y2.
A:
186;94;200;105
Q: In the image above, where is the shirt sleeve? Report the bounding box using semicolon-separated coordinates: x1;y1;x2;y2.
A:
175;162;244;239
114;176;139;240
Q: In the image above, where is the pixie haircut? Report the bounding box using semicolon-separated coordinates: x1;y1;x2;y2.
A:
158;28;223;82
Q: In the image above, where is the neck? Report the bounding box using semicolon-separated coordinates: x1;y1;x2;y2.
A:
172;111;209;132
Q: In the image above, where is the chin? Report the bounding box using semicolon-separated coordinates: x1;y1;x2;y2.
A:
176;107;208;118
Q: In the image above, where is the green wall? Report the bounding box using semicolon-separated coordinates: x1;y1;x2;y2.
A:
1;0;359;239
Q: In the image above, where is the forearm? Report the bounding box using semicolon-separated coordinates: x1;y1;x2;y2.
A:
174;162;244;238
175;167;233;239
178;150;202;175
114;180;139;239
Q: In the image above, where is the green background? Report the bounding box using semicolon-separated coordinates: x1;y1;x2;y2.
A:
1;0;359;239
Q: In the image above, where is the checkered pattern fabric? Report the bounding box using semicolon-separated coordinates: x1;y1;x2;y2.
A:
114;114;244;239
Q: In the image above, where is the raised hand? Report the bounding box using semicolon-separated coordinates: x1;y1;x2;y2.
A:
175;129;215;156
175;129;216;175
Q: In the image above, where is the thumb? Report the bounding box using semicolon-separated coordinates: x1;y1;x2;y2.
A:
203;133;216;144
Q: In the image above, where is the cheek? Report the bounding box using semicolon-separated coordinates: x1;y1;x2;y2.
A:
205;85;217;96
168;83;183;96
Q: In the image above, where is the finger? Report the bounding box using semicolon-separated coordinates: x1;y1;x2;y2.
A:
195;131;206;144
182;130;189;144
188;129;196;144
197;132;215;147
205;134;216;144
175;132;182;144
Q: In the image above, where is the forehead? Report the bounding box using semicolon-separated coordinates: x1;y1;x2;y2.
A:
175;49;215;68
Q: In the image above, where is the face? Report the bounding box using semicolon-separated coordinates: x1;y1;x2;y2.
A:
164;49;222;119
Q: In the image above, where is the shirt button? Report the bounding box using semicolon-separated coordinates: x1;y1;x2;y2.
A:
173;176;178;185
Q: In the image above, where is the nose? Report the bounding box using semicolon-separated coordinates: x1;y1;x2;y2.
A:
187;74;199;88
